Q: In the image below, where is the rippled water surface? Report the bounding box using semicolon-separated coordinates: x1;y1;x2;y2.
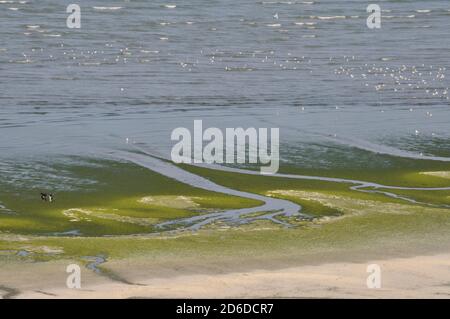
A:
1;0;450;188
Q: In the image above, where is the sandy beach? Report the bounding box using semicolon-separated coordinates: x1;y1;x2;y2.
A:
1;253;447;299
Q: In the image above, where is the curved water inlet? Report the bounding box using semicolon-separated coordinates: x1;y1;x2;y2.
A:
110;146;449;231
255;115;450;163
350;185;450;209
130;146;450;210
322;135;450;163
111;150;307;231
196;163;450;208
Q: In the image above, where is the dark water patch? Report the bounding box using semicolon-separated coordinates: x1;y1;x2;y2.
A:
0;286;20;299
16;250;32;257
33;290;57;297
82;255;146;286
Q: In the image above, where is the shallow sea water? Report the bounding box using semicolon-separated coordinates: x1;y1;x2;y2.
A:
1;0;450;189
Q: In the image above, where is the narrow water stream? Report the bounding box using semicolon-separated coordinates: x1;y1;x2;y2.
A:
113;148;450;231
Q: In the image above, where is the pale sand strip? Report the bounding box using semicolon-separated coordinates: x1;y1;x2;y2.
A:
12;254;450;299
422;171;450;180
